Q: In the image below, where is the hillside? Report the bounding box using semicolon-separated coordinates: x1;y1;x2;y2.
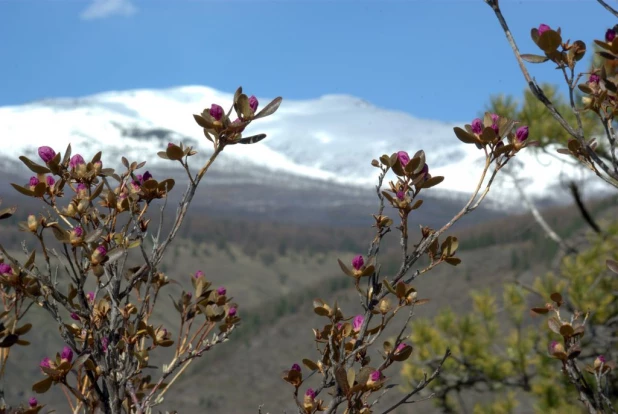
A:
2;191;615;413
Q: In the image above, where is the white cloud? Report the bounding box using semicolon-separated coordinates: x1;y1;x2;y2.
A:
80;0;137;20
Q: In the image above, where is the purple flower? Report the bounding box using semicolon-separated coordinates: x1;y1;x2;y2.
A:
370;370;382;382
515;126;529;143
337;322;343;330
70;312;80;321
217;286;226;296
228;307;237;317
168;142;174;147
396;190;405;201
0;263;12;275
291;363;301;372
29;176;39;187
96;245;107;257
353;314;364;332
589;74;600;84
606;28;616;42
249;95;259;112
28;397;38;408
549;340;559;353
142;171;153;181
40;357;51;369
396;343;407;353
87;291;95;302
60;346;73;363
305;388;316;400
471;118;483;134
194;270;204;279
598;355;606;363
397;151;410;167
101;337;109;352
538;24;551;36
209;104;224;121
352;255;364;271
69;154;85;169
72;226;83;238
136;174;143;184
38;146;56;163
46;175;55;186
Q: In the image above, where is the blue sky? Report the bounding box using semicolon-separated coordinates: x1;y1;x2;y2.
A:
0;0;615;122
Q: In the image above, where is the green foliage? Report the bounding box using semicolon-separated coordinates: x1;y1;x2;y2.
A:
401;222;618;412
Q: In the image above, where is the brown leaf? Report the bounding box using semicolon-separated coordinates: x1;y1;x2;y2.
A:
521;54;550;63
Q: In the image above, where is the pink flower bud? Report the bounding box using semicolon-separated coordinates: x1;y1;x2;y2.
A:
29;176;39;187
0;263;12;275
396;190;405;201
143;171;153;181
209;104;224;121
28;397;38;408
606;29;616;42
370;370;382;382
538;24;551;36
589;74;600;84
70;312;80;321
69;154;85;169
60;346;73;363
194;270;204;278
515;126;529;143
87;291;95;303
217;286;226;296
397;151;410;167
40;357;51;368
38;146;56;163
291;363;301;372
228;307;237;317
471;118;483;134
101;337;109;352
353;314;364;332
249;95;259;112
46;175;55;186
352;255;364;271
305;388;316;400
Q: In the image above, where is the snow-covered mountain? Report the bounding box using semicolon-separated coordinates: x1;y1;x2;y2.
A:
0;85;612;211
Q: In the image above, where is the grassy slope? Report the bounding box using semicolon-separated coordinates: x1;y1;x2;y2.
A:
1;195;615;412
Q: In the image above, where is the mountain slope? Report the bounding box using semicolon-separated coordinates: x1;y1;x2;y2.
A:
0;85;612;210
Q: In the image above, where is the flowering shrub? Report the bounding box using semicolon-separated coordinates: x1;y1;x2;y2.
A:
279;111;535;413
0;87;282;413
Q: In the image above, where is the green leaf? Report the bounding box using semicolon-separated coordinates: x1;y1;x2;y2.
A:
32;377;54;394
254;97;283;120
337;259;355;277
521;54;550;63
302;359;319;371
453;127;478;144
238;134;267;145
19;156;51;174
0;206;17;220
10;183;35;197
537;30;562;53
419;176;444;189
236;94;253;119
166;144;184;161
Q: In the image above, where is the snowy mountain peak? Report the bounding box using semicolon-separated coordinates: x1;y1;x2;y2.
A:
0;85;613;208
